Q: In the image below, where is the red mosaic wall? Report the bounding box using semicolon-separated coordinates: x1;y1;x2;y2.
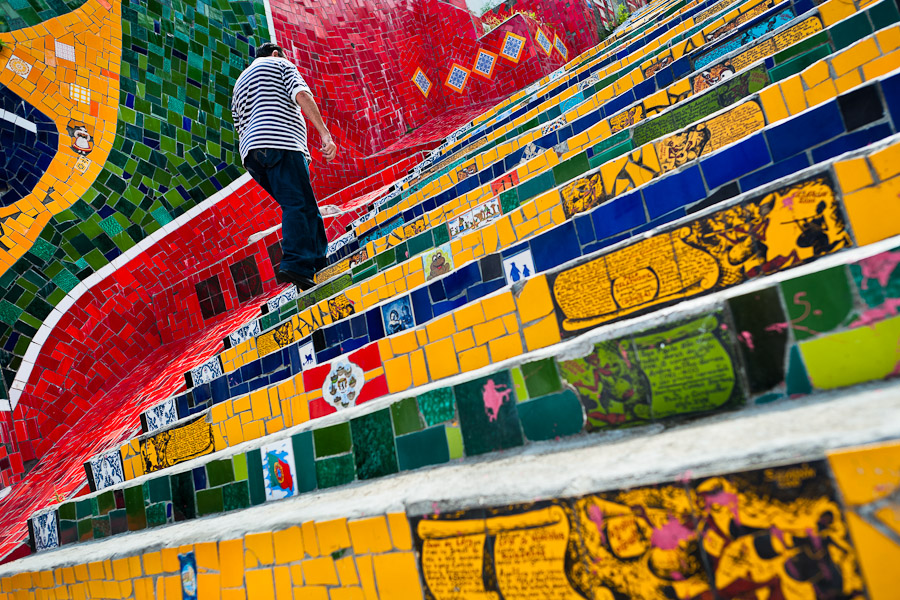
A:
271;0;594;198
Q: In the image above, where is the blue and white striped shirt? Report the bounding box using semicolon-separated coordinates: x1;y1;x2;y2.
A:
232;57;312;163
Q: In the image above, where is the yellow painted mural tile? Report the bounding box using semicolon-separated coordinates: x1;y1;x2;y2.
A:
424;337;459;380
372;553;422;600
302;558;338;586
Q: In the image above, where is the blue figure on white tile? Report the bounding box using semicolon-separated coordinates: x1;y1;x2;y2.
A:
503;249;536;285
90;450;125;491
298;340;316;370
145;397;178;433
32;511;59;552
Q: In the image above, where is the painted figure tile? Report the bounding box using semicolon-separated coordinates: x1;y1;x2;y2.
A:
322;359;366;411
423;243;453;281
298;340;317;370
190;356;223;387
144;396;178;434
32;511;59;552
454;370;523;456
550;174;851;338
449;197;501;240
381;296;415;336
503;248;535;284
179;551;198;600
228;319;261;348
849;246;900;326
262;438;299;502
89;450;126;491
256;322;295;357
140;417;215;474
692;461;866;600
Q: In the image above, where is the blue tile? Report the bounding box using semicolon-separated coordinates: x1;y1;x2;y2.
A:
324;324;341;348
882;70;900;125
241;359;261;382
210;376;229;404
193;383;211;404
229;382;248;397
260;351;283;374
811;123;892;163
428;280;446;302
315;346;341;363
583;232;630;254
642;165;707;219
248;377;268;392
654;66;674;88
501;241;530;259
633;207;686;234
350;315;367;338
466;278;506;300
340;337;368;354
573;213;596;246
604;89;637;116
192;467;207;491
443;262;481;299
411;287;433;324
766;100;844;162
591;190;646;239
530;221;582;272
738;153;811;192
701;133;771;189
365;309;385;342
288;343;301;374
268;367;291;385
432;296;469;317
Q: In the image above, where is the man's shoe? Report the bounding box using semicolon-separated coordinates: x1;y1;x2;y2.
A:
276;269;316;291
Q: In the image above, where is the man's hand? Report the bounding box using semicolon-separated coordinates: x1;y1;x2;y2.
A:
320;133;337;162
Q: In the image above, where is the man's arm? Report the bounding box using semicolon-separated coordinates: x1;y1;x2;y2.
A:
295;91;337;162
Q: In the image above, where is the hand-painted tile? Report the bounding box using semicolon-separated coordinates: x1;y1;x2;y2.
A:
263;439;299;502
454;371;523;456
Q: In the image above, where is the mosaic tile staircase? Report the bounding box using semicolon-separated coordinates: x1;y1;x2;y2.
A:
4;0;900;595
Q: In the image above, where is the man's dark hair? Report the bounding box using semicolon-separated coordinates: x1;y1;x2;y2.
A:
256;42;284;58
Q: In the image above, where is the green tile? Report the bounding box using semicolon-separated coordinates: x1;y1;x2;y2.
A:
171;471;196;522
314;422;352;458
206;459;235;488
124;485;147;531
75;498;95;520
247;449;267;507
97;491;115;516
92;517;111;539
454;370;523;457
869;0;900;29
147;476;172;503
233;453;248;481
552;153;591;186
516;171;555;204
223;481;250;511
58;502;76;521
391;397;424;435
511;367;528;401
417;387;456;426
521;358;562;398
196;488;224;517
780;266;853;341
145;503;168;527
396;426;451;471
291;431;318;493
770;44;833;81
446;426;464;459
315;455;356;489
375;247;396;269
59;520;78;545
407;229;435;257
518;390;585;442
77;519;93;542
351;409;399;480
109;509;128;535
352;264;379;284
831;12;873;50
773;31;828;64
499;188;520;214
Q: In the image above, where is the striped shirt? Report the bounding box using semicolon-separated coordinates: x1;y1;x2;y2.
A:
232;57;312;163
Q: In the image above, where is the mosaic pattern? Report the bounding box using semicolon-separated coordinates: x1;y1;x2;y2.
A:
445;64;470;93
473;49;498;79
413;68;432;97
87;450;126;492
501;31;527;63
142;397;178;434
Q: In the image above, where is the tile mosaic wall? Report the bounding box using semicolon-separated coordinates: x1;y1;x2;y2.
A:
40;234;900;546
6;441;900;599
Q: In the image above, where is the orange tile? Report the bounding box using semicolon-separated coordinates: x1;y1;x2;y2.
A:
387;513;413;551
372;553;422;600
274;526;305;565
316;518;351;555
245;570;275;600
424;337;459;380
348;517;393;555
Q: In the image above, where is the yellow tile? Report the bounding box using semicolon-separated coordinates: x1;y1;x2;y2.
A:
453;329;475;352
245;569;275;600
424;337;459;380
387;513;413;550
348;517;393;555
194;542;219;572
459;346;490;372
835;70;863;94
141;553;162;576
454;301;485;330
274;566;292;600
843;512;900;600
473;319;505;346
389;330;419;355
834;157;874;194
870;141;900;180
516;275;554;323
481;291;516;321
832;38;880;77
111;558;129;580
425;314;455;342
335;556;360;587
293;587;329;600
316;518;351;555
250;389;271;421
862;51;900;80
523;314;563;351
219;539;244;588
502;314;519;334
269;530;302;568
302;521;320;557
818;0;856;26
842;177;900;245
197;573;220;600
800;60;829;88
876;26;900;52
488;333;523;363
410;349;429;387
779;76;807;116
303;558;338;586
331;588;366;600
87;562;104;581
164;574;181;598
372;553;422;600
384;355;412;394
245;532;275;567
806;79;837;107
496;215;517;247
233;395;251;413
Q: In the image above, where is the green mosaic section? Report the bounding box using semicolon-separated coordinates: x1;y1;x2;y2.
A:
0;0;269;394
